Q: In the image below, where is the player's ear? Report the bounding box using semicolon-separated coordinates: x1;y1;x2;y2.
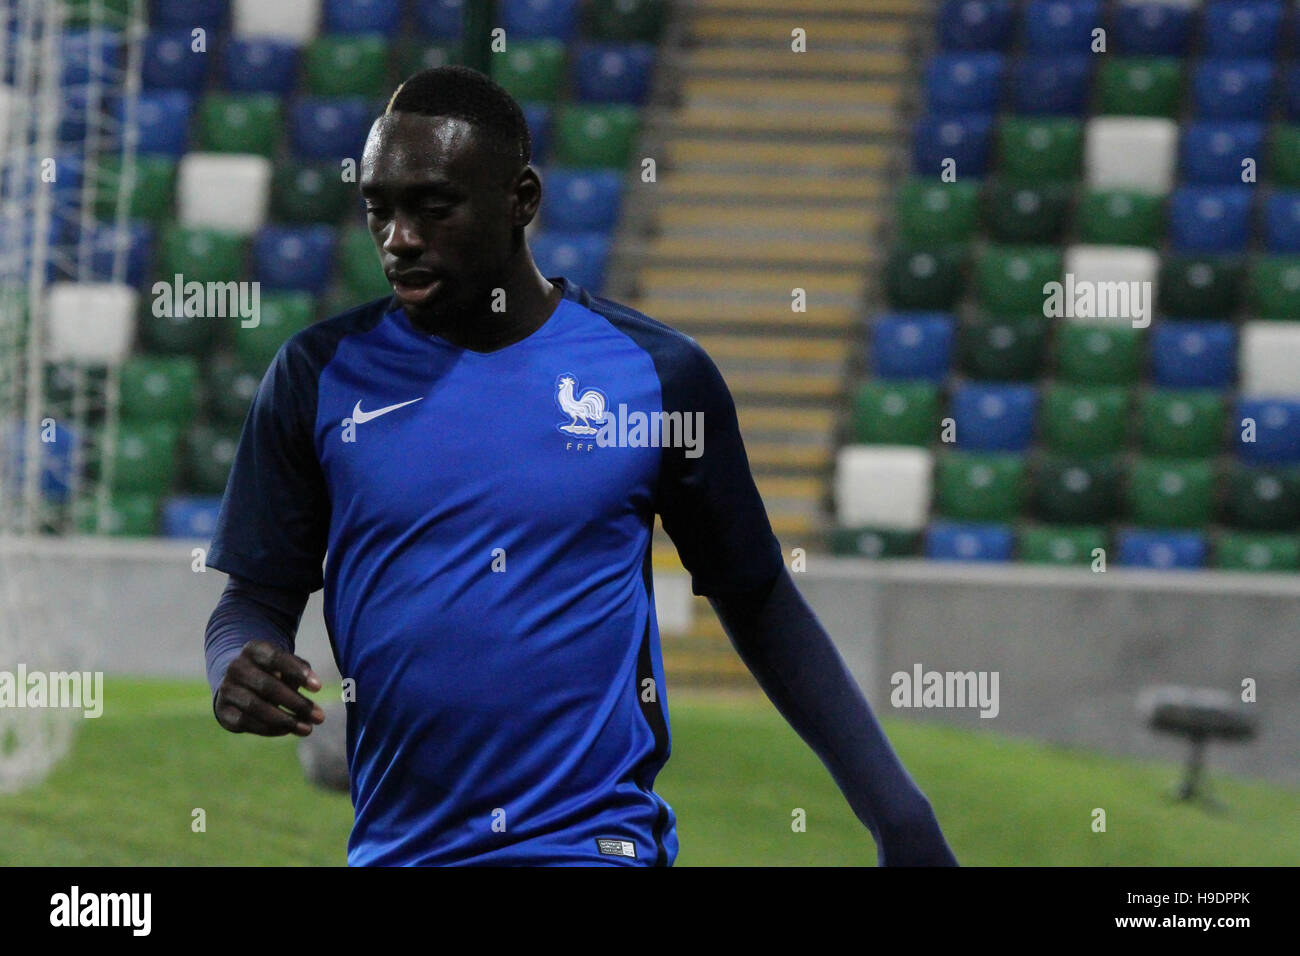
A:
512;165;542;228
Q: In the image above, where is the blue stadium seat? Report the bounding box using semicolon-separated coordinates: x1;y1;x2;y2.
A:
1168;186;1253;253
2;418;79;504
1117;529;1208;569
532;231;610;291
116;91;193;156
539;168;623;232
1191;59;1274;120
152;0;228;32
61;30;124;86
502;0;580;41
1021;0;1102;54
143;29;210;93
1112;1;1193;55
571;43;656;105
870;313;956;382
1010;55;1090;115
924;52;1005;114
162;497;223;539
324;0;403;34
1235;398;1300;464
1282;65;1300;121
912;114;993;178
1202;0;1283;58
938;0;1015;50
522;102;552;165
1150;321;1236;390
289;97;374;160
1179;122;1265;184
76;221;153;289
950;382;1038;451
412;0;464;37
1263;192;1300;252
925;521;1015;562
252;225;337;294
58;86;94;142
222;38;301;95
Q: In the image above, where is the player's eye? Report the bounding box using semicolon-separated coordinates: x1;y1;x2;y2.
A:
420;205;453;219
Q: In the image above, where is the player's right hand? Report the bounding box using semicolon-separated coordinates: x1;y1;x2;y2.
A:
215;639;325;737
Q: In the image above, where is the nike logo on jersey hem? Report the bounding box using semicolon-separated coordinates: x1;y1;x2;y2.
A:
351;398;422;424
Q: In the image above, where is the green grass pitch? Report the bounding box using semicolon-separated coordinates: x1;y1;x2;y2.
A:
1;678;1296;865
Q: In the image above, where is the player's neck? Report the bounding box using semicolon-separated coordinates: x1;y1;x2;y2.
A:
408;257;561;353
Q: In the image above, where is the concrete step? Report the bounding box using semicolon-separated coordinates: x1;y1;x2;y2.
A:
639;234;870;267
663;139;889;174
688;15;911;48
674;46;909;79
651;200;880;236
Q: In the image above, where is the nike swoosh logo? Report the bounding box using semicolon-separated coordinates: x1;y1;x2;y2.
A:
351;397;422;424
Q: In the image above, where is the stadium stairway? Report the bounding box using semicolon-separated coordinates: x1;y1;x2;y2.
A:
615;0;932;684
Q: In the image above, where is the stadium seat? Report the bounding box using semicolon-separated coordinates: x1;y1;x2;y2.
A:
571;42;656;105
185;425;242;495
588;0;666;42
937;0;1014;51
924;52;1005;114
252;225;337;293
1129;457;1216;528
494;39;567;103
121;90;193;156
531;231;611;292
1224;462;1300;528
221;38;301;95
911;114;993;178
1084;117;1177;193
896;179;981;245
272;159;352;223
1112;1;1193;56
1117;529;1208;568
553;104;638;168
232;0;322;44
1159;254;1242;318
1061;245;1159;326
323;0;402;34
851;381;942;446
289;97;374;160
1095;57;1183;118
336;225;391;301
834;445;933;530
935;451;1026;521
1191;59;1274;120
111;422;180;495
1035;454;1123;524
975;245;1060;314
502;0;581;41
884;246;966;311
950;382;1038;451
162;497;224;539
1009;55;1091;115
411;0;465;37
398;39;461;77
1179;122;1265;184
45;283;136;365
1075;190;1164;247
153;0;227;31
138;296;221;355
1168;186;1253;253
142;29;210;93
177;153;272;234
997;116;1082;181
1234;397;1300;464
1056;323;1144;385
1245;256;1300;319
157;225;247;287
94;155;176;224
206;354;268;426
871;313;955;382
1150;321;1237;389
522;103;553;165
537;168;622;233
1201;0;1283;58
1214;531;1300;571
1040;384;1129;455
959;314;1049;381
61;30;124;86
1263;192;1300;252
1239;321;1300;396
119;356;200;427
982;181;1070;243
924;521;1014;562
1021;0;1101;54
304;35;389;97
1138;390;1225;458
235;292;315;367
75;493;159;536
1018;524;1107;565
196;93;283;156
76;220;153;289
829;527;919;559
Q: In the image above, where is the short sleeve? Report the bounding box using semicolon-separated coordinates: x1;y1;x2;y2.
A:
207;338;330;592
655;341;785;597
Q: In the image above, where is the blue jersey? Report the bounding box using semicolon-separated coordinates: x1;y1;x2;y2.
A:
207;277;784;865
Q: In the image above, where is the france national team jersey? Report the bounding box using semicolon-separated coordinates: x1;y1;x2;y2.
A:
207;276;784;866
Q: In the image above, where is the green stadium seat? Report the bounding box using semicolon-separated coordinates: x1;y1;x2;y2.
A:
73;493;159;537
1224;463;1300;529
935;451;1027;521
553;105;639;168
95;155;176;223
337;226;391;302
205;354;267;427
119;356;200;427
236;291;315;368
1137;390;1224;457
975;245;1061;315
589;0;666;41
1040;384;1130;455
1246;256;1300;320
829;527;918;558
64;0;131;25
157;225;246;286
851;381;941;446
1076;190;1165;247
1096;57;1183;118
185;424;241;496
112;422;180;495
492;40;567;104
138;294;220;355
982;181;1070;244
1056;323;1144;385
883;245;966;310
1035;454;1123;524
398;40;460;77
1159;255;1242;318
1129;457;1216;528
895;179;980;245
271;160;353;224
195;94;282;157
1018;525;1108;566
1214;532;1300;571
1269;125;1300;188
304;35;390;97
959;314;1049;381
996;117;1082;182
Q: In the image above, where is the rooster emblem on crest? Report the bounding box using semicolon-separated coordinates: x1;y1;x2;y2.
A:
556;374;608;436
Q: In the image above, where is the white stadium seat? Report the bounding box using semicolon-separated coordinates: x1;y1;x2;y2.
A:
1084;117;1178;193
177;153;271;234
834;445;933;531
232;0;321;43
1060;245;1160;325
1239;321;1300;397
45;282;137;365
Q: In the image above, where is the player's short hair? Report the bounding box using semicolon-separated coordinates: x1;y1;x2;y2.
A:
385;66;532;179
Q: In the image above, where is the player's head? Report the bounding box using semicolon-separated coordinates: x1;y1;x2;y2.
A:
360;66;539;321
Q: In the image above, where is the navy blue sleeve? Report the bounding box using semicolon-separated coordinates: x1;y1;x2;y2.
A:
204;574;310;705
710;568;959;867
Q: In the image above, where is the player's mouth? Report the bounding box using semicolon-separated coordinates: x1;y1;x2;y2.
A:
390;270;443;306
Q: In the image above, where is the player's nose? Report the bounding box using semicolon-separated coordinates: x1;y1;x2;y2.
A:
383;212;424;259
